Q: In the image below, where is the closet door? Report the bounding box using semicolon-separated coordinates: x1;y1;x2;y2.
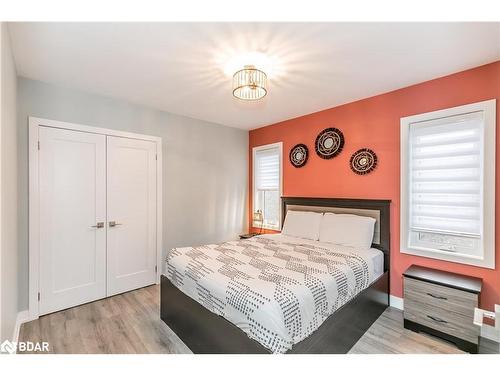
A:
106;136;157;296
39;127;106;315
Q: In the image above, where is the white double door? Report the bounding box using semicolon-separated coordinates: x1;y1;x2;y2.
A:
38;126;157;315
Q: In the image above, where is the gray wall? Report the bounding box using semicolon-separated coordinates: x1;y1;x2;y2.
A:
17;77;248;310
1;23;18;340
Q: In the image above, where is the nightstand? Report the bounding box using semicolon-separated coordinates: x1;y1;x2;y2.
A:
403;265;482;353
239;233;260;239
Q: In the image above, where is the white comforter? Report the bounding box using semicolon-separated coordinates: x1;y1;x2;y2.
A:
166;234;378;353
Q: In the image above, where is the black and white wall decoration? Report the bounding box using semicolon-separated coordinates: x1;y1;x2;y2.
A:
350;148;378;175
289;144;309;168
315;127;344;159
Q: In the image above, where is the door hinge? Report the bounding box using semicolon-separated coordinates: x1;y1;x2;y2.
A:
155;154;157;161
38;292;40;301
155;265;158;273
37;141;40;150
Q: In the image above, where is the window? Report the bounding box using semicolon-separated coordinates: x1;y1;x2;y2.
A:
253;142;283;230
400;100;496;268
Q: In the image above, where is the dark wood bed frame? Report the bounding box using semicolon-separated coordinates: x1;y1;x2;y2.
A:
160;197;391;354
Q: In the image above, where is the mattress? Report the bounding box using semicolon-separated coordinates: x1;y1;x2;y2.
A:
165;234;384;353
260;234;385;281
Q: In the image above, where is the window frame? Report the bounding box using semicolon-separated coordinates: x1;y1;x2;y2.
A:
252;142;283;230
400;99;496;269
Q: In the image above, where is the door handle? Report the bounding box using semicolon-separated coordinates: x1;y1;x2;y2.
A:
109;221;123;227
91;222;104;228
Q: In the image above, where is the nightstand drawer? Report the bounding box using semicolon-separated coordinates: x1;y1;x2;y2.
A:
404;277;478;317
404;302;479;344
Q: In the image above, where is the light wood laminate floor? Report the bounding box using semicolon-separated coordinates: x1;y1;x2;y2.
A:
19;285;498;354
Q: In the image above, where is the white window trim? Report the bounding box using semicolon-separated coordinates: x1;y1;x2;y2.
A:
400;99;496;269
252;142;283;230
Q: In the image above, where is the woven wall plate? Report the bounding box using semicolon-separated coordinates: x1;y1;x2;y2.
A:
315;127;344;159
350;148;378;175
289;144;309;168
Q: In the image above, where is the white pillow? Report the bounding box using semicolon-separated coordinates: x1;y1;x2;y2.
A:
281;211;323;241
319;213;376;249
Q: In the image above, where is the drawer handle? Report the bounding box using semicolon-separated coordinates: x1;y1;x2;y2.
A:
427;315;448;324
426;292;447;300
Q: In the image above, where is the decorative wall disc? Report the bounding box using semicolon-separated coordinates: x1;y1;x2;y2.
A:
350;148;378;175
315;127;344;159
289;144;309;168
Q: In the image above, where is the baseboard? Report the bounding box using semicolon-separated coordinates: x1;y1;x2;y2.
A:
481;324;500;343
12;310;29;343
389;295;404;310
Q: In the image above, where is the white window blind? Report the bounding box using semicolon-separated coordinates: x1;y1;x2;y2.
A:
401;100;495;269
255;148;280;191
253;143;282;229
409;112;483;238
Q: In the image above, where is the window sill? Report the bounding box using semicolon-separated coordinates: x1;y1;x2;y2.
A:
401;246;494;269
253;223;280;231
252;228;280;235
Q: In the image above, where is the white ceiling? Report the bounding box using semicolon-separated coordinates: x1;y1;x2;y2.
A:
8;22;500;130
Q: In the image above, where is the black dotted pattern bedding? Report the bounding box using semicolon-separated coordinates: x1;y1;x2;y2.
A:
166;236;372;353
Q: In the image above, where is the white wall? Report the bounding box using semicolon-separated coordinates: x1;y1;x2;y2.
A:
1;23;19;341
17;77;248;310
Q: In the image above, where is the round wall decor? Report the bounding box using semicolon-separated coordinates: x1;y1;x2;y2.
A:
289;144;309;168
315;127;344;159
350;148;378;175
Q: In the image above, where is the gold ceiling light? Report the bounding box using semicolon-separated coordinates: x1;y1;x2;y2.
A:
232;65;268;101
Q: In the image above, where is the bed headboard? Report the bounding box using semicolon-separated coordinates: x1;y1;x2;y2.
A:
281;197;391;272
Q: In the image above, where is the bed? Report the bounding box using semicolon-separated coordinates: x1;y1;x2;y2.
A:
160;197;390;354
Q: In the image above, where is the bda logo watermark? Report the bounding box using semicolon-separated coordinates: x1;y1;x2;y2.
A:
0;340;16;354
0;340;49;354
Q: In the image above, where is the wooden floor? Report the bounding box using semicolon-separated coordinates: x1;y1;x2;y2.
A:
20;285;190;354
19;284;498;354
350;307;497;354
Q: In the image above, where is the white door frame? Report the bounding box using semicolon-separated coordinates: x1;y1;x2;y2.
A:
28;116;163;321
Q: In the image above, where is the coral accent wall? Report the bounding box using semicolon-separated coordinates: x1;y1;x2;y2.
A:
249;61;500;310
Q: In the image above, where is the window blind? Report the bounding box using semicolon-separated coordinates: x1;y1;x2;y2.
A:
409;112;484;237
255;147;280;191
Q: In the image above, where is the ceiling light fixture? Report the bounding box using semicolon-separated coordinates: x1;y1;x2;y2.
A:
232;65;268;101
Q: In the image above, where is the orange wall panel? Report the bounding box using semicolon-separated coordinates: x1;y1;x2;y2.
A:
249;61;500;310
